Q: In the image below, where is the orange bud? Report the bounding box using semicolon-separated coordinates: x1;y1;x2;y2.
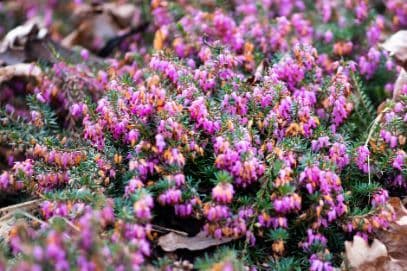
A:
153;28;166;51
272;240;285;254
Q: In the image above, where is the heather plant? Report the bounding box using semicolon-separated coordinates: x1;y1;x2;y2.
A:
0;0;406;270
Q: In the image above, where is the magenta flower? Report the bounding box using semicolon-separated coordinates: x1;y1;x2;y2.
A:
355;146;370;173
158;188;182;206
134;193;154;220
212;182;235;204
392;151;406;170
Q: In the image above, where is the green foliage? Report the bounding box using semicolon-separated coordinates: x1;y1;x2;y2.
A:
194;248;245;271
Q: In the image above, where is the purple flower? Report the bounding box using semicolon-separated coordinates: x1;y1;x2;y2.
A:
212;182;234;204
0;172;10;190
393;151;406;170
355;146;370;173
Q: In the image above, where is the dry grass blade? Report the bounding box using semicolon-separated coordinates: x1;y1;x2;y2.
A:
0;199;42;219
151;224;188;236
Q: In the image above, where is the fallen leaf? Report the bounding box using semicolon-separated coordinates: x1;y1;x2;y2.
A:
0;63;42;84
387;197;407;226
345;236;407;271
0;49;26;66
0;20;47;66
0;18;47;52
377;224;407;261
376;198;407;260
0;20;104;68
62;12;119;51
62;2;141;52
393;69;407;101
345;198;407;270
103;3;141;28
381;31;407;101
157;231;239;252
345;236;387;269
381;30;407;70
72;3;140;28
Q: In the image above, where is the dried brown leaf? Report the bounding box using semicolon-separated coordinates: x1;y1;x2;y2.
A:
377;224;407;261
0;19;47;52
157;231;238;252
345;239;406;271
0;63;41;84
376;198;407;260
64;3;140;52
345;236;388;269
0;20;104;67
393;69;407;101
388;197;407;225
345;198;407;270
62;13;119;51
381;30;407;70
104;3;141;28
358;257;407;271
0;20;46;66
0;49;26;66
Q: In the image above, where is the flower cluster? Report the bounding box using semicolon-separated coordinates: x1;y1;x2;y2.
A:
8;199;151;271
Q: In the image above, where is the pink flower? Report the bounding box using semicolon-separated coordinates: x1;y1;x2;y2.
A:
134;194;154;220
355;146;370;173
212;182;234;204
158;188;182;205
127;129;140;146
371;189;389;207
205;205;230;221
393;151;406;170
174;202;193;217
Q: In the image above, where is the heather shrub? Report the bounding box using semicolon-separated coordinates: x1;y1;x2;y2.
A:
0;0;406;270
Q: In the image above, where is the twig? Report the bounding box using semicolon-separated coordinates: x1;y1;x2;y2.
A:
363;108;389;185
17;210;48;227
0;212;14;222
50;216;80;232
18;211;80;233
364;111;386;147
151;224;188;236
0;199;42;217
0;200;79;232
16;211;75;240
